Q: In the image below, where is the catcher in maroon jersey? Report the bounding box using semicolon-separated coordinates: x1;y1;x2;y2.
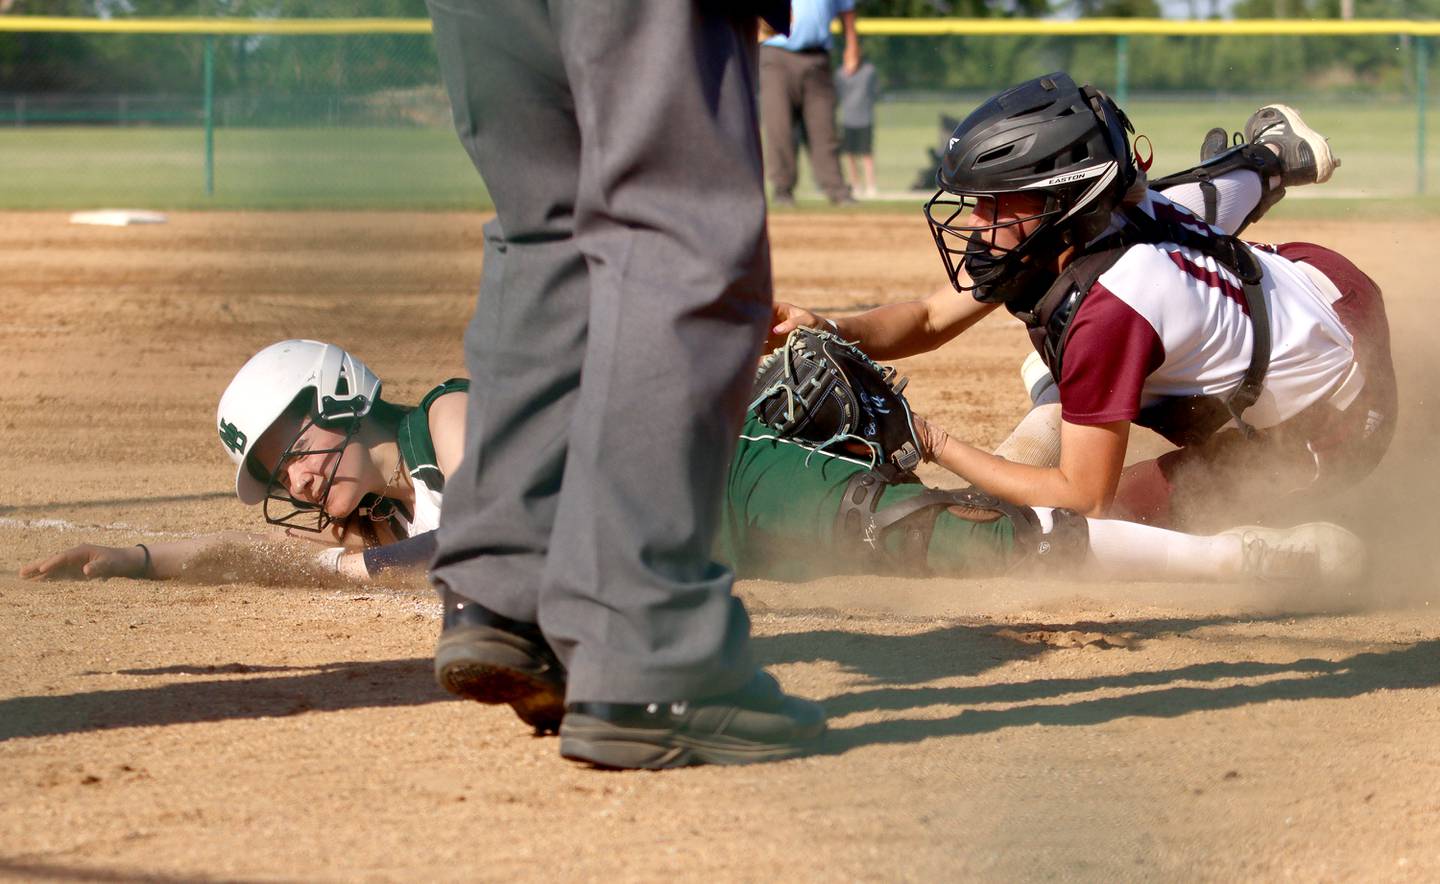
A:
771;73;1393;531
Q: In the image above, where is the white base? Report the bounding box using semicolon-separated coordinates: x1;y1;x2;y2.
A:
69;210;169;227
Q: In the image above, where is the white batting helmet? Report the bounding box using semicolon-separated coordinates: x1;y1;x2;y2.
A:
215;340;382;505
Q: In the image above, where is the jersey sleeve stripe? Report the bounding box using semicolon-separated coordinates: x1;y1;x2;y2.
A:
1163;248;1249;314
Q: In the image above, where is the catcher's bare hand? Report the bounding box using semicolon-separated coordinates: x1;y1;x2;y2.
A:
19;544;146;581
767;302;832;352
912;414;952;463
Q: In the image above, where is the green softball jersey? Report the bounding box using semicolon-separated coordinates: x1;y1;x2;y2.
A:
392;378;467;537
715;415;1017;581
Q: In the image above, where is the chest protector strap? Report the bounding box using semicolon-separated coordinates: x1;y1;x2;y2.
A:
1149;143;1287;234
1010;210;1271;448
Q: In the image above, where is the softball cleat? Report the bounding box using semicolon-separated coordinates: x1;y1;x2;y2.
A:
1244;104;1340;187
1221;522;1366;587
1200;126;1234;163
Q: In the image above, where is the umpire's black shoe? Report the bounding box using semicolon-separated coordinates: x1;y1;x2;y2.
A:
434;589;566;735
558;671;826;769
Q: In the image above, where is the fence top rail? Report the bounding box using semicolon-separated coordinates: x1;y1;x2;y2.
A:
861;17;1440;36
0;16;433;35
3;15;1440;37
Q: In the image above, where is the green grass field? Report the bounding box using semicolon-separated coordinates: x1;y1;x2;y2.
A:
0;127;490;210
791;96;1440;218
2;96;1437;214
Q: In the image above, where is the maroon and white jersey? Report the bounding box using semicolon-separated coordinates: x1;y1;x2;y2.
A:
1057;189;1356;431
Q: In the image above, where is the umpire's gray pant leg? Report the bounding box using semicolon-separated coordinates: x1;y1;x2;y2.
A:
539;4;772;702
426;1;770;703
426;0;586;622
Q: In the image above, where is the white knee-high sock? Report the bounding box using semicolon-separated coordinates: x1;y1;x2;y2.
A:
1158;169;1264;236
1083;515;1244;581
1029;506;1245;582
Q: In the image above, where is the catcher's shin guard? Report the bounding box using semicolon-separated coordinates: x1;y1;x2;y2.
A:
835;473;944;575
1019;506;1091;570
1150;143;1285;234
835;474;1056;574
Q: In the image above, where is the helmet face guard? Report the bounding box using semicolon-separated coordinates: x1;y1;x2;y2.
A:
923;190;1063;302
928;73;1136;305
257;411;363;533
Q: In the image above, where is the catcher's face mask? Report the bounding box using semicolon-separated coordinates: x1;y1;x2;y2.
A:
249;413;362;533
924;189;1059;302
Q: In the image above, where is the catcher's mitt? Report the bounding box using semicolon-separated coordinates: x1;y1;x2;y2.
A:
750;327;923;480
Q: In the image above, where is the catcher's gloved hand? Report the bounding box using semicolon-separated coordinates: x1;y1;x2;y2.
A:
750;328;924;480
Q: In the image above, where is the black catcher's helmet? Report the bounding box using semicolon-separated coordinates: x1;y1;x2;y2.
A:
923;72;1137;306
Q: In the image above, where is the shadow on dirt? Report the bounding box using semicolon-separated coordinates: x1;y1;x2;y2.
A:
803;636;1440;754
0;491;232;517
751;612;1320;684
6;620;1436;750
0;858;258;883
0;658;447;742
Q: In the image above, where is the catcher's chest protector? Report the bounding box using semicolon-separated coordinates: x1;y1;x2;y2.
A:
1011;213;1271;448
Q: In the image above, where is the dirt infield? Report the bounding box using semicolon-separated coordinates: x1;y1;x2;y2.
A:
2;211;1438;881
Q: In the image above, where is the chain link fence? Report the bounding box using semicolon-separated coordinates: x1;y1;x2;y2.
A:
0;27;484;208
1;21;1437;208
